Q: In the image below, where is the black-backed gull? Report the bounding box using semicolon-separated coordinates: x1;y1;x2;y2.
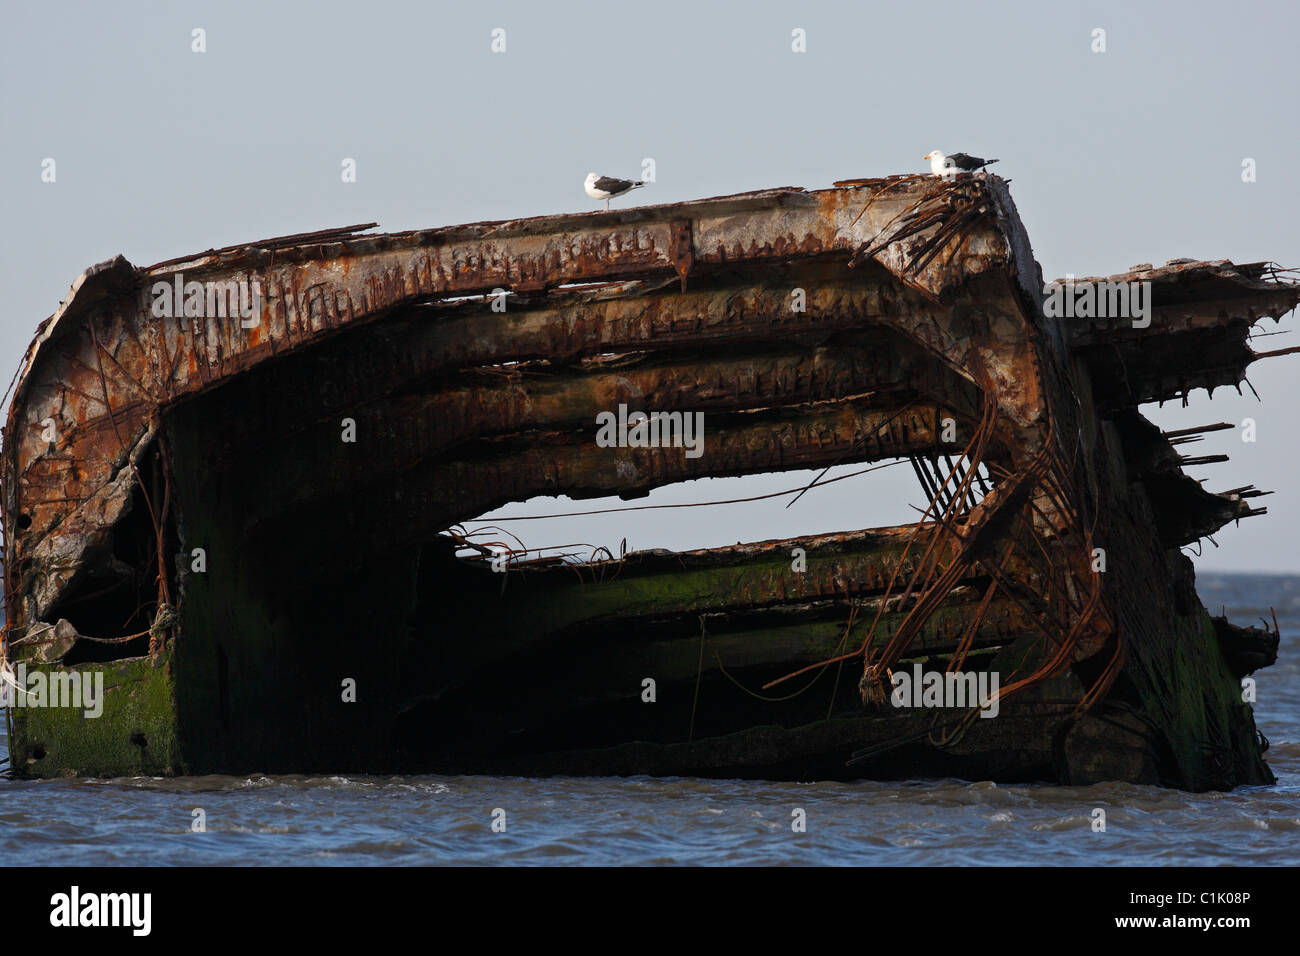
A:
923;150;999;176
585;173;647;210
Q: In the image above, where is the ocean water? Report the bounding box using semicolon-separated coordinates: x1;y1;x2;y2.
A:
2;572;1297;866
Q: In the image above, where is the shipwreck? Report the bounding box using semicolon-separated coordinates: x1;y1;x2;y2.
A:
2;173;1295;790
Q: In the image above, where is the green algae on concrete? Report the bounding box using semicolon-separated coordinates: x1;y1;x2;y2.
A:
1126;607;1273;790
8;647;180;777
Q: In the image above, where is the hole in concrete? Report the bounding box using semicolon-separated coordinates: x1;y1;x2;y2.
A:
50;441;179;665
457;461;926;564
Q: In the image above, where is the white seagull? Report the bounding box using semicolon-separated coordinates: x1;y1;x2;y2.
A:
923;150;1000;177
585;172;648;210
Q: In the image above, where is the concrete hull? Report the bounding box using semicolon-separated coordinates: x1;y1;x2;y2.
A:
3;176;1290;788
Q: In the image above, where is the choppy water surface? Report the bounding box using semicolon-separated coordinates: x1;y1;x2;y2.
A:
3;573;1297;866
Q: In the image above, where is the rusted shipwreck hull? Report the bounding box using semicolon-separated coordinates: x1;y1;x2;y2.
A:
2;174;1294;789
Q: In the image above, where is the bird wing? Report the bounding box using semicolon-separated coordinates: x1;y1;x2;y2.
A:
592;176;636;193
947;153;984;170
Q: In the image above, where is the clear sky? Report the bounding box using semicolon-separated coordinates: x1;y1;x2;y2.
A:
2;0;1297;572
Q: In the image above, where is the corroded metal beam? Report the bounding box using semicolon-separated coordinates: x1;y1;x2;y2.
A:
1064;260;1300;404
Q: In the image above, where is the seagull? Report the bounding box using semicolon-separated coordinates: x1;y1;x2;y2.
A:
923;150;999;177
585;172;648;210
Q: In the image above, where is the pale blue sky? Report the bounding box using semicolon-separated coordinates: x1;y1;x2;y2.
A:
2;0;1297;571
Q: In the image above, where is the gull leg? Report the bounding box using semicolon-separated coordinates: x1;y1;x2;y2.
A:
605;198;610;211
